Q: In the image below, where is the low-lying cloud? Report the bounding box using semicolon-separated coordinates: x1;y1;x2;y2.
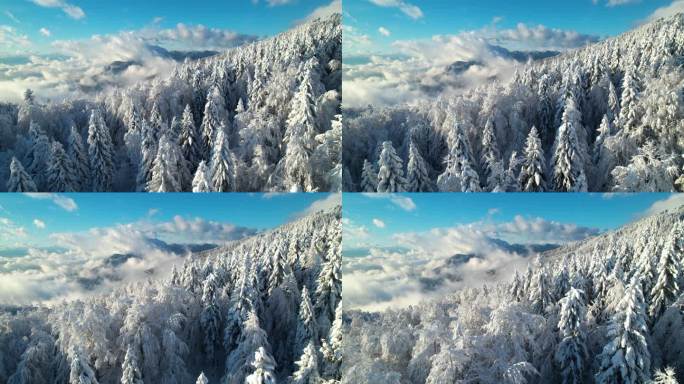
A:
343;216;599;311
0;217;256;305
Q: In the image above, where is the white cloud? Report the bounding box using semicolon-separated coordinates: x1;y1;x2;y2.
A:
266;0;295;5
0;216;258;305
646;0;684;21
30;0;85;19
297;193;341;217
604;0;640;6
33;219;45;229
372;218;386;228
344;216;600;310
362;193;416;211
4;11;20;24
643;194;684;216
378;26;391;37
0;25;31;50
25;193;78;212
303;0;341;22
39;27;51;37
368;0;424;20
0;217;27;241
0;24;258;102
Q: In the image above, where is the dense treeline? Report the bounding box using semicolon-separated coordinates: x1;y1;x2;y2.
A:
343;13;684;192
343;206;684;384
0;14;342;192
0;207;342;384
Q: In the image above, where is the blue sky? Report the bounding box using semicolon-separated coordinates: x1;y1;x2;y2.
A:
344;0;680;55
0;192;337;249
1;0;336;54
343;193;684;250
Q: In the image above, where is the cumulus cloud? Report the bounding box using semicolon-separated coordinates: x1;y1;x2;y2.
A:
344;22;598;107
30;0;85;20
0;24;258;102
301;0;341;23
39;27;51;37
368;0;424;20
296;193;341;218
593;0;641;6
0;25;31;50
643;194;684;216
33;219;45;229
0;217;28;243
378;26;391;36
344;216;600;311
646;0;684;21
372;218;386;228
25;193;78;211
0;217;257;305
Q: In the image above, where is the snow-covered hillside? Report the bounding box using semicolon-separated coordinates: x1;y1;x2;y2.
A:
0;206;341;384
1;14;341;192
342;205;684;383
343;13;684;193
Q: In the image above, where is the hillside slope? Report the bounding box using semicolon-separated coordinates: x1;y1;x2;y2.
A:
343;13;684;193
0;206;342;384
343;205;684;383
2;14;342;192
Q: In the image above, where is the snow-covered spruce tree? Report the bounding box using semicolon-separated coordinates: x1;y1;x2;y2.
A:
7;329;55;384
481;116;501;191
552;96;587;192
179;104;201;174
67;126;90;191
192;160;212;192
376;141;406;192
147;135;182;192
314;225;342;334
200;86;228;159
437;123;480;192
7;157;37;192
320;304;343;381
282;65;319;192
406;140;434;192
359;159;378;192
136;120;157;192
649;221;682;321
291;341;321;384
121;344;144;384
518;126;546;192
595;280;651;384
68;348;99;384
87;109;114;192
652;367;679;384
245;347;277;384
25;121;50;191
295;286;318;357
209;129;236;192
618;67;641;137
200;273;222;363
161;319;190;384
555;288;587;384
47;141;77;192
611;141;678;192
196;372;209;384
224;310;272;384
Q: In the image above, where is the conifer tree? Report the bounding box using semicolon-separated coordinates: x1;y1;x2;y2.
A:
595;281;651;384
7;157;37;192
291;341;321;384
376;141;406;192
518;126;546;192
67;126;89;191
360;159;378;193
555;288;587;384
552;97;587;192
209;129;236;192
87;109;114;192
192;160;212;192
437;124;480;192
179;104;201;172
47;141;77;192
406;140;434;192
649;222;682;321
